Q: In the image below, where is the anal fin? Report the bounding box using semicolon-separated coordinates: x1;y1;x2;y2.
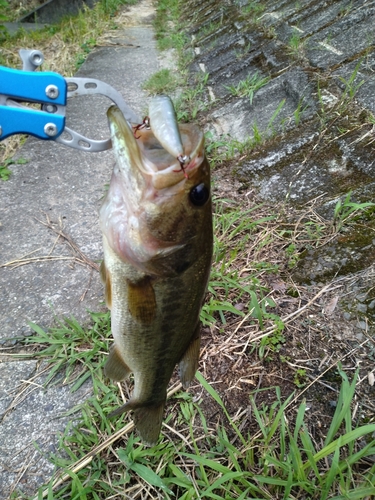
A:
178;325;201;389
104;345;131;381
107;398;139;418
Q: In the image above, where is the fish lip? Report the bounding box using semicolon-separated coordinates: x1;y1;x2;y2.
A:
107;106;204;185
108;108;153;175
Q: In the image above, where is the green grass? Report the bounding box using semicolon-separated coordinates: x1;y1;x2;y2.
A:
196;21;223;40
13;319;375;500
7;193;374;499
26;312;111;391
153;0;186;51
143;69;209;121
287;29;306;59
224;72;270;105
149;0;209;121
0;0;10;25
0;157;28;180
237;0;266;20
142;68;180;95
174;72;210;121
336;59;365;108
333;191;375;232
201;199;278;328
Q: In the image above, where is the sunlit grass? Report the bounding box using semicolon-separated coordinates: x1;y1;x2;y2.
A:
12;194;375;499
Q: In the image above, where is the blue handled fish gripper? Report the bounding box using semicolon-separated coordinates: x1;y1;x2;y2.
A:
0;50;67;141
0;49;141;152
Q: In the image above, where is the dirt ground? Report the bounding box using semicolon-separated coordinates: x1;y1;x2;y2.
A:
183;165;375;447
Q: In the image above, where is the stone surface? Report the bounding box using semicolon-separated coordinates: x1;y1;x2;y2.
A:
188;0;375;145
0;368;92;497
210;68;316;142
184;0;375;282
0;27;157;343
2;22;49;35
0;360;37;414
0;1;159;497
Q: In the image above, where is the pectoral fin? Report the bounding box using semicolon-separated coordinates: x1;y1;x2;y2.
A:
104;345;131;381
127;276;156;324
178;325;201;388
100;260;112;309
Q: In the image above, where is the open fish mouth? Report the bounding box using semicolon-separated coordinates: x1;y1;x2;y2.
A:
107;99;205;190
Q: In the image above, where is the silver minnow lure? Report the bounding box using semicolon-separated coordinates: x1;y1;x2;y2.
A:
148;95;187;163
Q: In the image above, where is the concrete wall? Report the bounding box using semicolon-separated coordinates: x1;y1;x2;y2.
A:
20;0;98;24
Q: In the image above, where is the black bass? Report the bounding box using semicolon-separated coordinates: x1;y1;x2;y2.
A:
99;98;212;444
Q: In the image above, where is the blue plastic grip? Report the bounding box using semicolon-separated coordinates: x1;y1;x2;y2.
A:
0;66;67;139
0;105;65;140
0;66;67;105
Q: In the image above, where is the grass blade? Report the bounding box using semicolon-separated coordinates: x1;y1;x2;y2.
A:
310;424;375;466
130;462;173;495
195;371;247;446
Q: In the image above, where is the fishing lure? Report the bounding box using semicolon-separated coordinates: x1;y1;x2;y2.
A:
148;95;190;178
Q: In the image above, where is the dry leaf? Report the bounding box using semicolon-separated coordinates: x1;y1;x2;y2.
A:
234;302;246;311
270;280;287;292
324;295;339;315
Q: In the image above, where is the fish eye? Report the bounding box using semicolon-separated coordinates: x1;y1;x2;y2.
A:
189;183;210;206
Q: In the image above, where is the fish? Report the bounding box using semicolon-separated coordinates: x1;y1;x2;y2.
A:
99;97;212;444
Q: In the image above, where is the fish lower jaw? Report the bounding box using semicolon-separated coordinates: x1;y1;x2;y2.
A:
111;237;186;273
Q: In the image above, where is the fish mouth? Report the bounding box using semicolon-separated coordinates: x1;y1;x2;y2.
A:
107;106;205;190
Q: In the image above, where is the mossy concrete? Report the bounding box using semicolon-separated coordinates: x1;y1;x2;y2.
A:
184;0;375;283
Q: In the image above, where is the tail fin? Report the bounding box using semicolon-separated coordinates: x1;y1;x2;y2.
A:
133;402;165;445
108;399;165;446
